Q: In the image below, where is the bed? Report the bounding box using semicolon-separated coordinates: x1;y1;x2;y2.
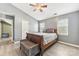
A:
26;28;58;55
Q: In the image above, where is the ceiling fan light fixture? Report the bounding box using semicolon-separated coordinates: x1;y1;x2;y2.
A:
29;3;47;12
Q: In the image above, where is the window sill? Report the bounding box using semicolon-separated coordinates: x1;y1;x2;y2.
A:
58;34;68;36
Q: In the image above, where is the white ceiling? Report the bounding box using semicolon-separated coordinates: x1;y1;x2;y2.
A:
12;3;79;20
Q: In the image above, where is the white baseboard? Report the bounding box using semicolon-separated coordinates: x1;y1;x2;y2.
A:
14;41;20;44
58;41;79;48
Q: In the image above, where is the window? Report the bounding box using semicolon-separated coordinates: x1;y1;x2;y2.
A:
57;18;68;35
40;23;45;32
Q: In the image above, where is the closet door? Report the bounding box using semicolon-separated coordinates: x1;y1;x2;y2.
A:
22;20;29;39
0;21;1;38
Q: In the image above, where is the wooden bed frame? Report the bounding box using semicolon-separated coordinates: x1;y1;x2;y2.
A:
26;28;58;55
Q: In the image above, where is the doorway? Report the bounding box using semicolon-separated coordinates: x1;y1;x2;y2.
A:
0;14;14;45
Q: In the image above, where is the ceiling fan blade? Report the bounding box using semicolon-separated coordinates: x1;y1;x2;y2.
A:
42;5;47;8
29;4;35;6
40;9;43;12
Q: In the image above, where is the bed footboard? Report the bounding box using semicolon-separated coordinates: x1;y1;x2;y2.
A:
26;33;58;56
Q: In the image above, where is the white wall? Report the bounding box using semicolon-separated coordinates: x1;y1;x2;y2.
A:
0;3;38;41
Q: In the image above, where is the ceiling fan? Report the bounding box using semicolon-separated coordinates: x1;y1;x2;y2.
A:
29;3;47;12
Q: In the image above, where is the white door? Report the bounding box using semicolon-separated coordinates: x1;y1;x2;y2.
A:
0;21;1;38
22;20;29;39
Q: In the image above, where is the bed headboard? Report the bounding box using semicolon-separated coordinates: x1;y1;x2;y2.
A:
44;28;57;33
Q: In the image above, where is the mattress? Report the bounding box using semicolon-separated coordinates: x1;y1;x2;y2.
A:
32;33;57;45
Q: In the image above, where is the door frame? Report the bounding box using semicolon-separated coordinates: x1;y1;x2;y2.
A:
0;12;15;41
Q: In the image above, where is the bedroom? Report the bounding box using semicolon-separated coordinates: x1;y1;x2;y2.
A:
0;3;79;56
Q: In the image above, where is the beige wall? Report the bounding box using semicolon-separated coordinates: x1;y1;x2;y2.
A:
2;21;12;37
